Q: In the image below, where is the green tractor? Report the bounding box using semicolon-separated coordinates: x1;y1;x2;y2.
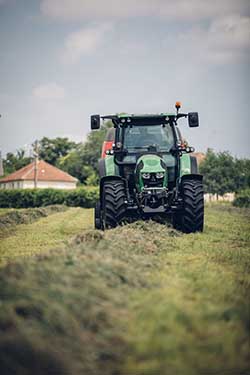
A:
91;103;204;233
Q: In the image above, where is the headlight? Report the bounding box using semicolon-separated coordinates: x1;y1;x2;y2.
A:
156;172;164;179
142;173;150;179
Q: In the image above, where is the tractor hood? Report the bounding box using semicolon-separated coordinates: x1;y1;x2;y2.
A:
135;154;168;192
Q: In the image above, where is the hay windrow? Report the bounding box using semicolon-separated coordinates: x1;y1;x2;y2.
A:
0;205;68;235
0;205;249;375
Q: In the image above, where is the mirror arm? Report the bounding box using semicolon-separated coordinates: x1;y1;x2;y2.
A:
176;113;188;120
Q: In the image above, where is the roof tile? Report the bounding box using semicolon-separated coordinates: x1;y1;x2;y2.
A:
0;160;78;183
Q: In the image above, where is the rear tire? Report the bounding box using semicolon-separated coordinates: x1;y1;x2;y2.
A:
181;179;204;233
102;180;127;229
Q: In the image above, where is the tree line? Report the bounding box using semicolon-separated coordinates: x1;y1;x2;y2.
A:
2;127;250;195
3;121;112;185
199;149;250;196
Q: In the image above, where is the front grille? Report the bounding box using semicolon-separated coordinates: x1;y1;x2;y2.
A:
143;173;164;188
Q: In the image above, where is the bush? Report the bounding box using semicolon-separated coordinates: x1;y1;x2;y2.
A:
0;187;99;209
34;189;65;207
233;189;250;208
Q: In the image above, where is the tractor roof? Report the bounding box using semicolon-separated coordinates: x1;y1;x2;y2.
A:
101;113;182;126
102;113;176;120
117;113;176;118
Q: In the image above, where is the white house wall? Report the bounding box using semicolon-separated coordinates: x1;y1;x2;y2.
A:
0;180;76;190
22;180;76;190
0;181;23;189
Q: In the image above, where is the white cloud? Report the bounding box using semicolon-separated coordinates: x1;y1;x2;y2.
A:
41;0;249;21
171;15;250;65
62;23;112;64
41;0;152;20
158;0;250;21
32;83;66;100
41;0;249;66
209;15;250;50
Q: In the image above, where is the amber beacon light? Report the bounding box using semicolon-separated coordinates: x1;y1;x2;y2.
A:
175;101;182;110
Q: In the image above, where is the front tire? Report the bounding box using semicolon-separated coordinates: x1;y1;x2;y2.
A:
102;180;127;229
181;179;204;233
173;179;204;233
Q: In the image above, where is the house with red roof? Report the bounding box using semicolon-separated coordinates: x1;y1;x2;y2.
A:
0;160;78;190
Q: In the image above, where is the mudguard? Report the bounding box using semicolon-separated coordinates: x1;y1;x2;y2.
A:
98;155;119;178
190;156;198;174
98;159;106;178
180;154;199;176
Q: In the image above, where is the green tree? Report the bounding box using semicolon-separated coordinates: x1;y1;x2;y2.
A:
81;120;113;173
3;149;32;176
57;150;96;184
234;158;250;192
200;149;250;196
3;121;111;184
199;149;219;195
58;121;112;184
37;137;78;166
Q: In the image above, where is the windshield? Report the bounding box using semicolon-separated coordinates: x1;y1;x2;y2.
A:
123;124;174;152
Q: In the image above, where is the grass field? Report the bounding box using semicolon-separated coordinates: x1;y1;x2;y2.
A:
0;208;16;216
0;204;249;375
0;207;93;266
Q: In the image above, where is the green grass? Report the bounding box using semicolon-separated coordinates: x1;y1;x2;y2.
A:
0;204;249;375
0;205;68;236
0;207;93;266
0;208;19;216
125;205;250;375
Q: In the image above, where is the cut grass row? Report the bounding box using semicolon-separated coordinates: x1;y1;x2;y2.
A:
0;207;93;266
0;205;68;234
0;204;249;375
0;208;16;217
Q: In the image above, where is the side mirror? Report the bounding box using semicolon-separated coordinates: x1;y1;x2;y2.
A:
188;112;199;127
91;114;100;130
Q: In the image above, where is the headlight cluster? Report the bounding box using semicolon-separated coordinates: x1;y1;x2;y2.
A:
156;172;164;179
142;172;165;179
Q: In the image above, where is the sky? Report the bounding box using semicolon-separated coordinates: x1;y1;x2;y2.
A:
0;0;250;158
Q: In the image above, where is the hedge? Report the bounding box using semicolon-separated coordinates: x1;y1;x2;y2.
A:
0;187;99;208
233;189;250;208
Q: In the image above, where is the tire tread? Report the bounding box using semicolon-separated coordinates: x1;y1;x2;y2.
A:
102;181;127;229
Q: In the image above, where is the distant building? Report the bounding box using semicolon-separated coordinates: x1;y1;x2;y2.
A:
0;160;78;190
